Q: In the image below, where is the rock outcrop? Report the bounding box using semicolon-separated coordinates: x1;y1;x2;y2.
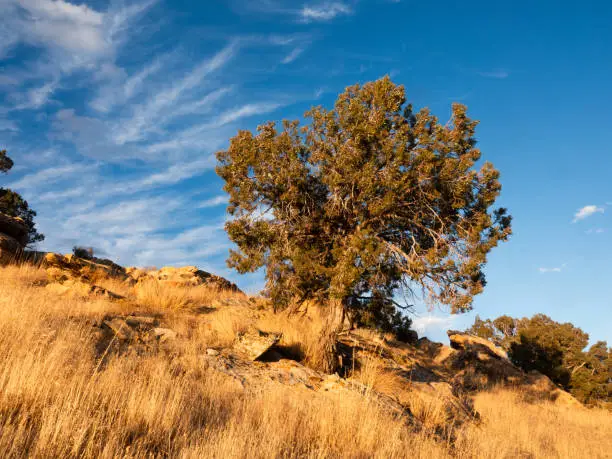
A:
443;331;582;406
127;265;241;292
0;213;28;264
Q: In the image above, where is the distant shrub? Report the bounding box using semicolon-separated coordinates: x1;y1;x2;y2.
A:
73;246;94;259
466;313;611;406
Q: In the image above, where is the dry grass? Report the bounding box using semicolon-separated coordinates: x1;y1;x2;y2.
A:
0;263;611;458
256;302;341;372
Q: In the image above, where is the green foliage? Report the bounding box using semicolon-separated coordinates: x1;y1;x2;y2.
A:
466;314;611;406
73;246;94;259
0;151;44;246
217;76;511;332
0;150;14;173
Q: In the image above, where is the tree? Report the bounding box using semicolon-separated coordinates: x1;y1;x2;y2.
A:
0;150;14;174
466;313;611;405
0;151;44;246
217;77;511;331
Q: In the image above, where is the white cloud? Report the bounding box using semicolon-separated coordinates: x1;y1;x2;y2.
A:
10;0;106;54
572;204;604;223
300;2;352;22
477;69;509;79
198;195;228;209
412;315;456;336
90;57;165;113
7;162;96;190
0;120;18;132
281;47;304;64
585;228;605;234
538;263;566;274
112;42;238;145
11;79;59;110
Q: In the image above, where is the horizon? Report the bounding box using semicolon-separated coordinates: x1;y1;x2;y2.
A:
1;0;610;345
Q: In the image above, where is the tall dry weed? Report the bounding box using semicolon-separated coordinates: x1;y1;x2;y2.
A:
0;264;610;458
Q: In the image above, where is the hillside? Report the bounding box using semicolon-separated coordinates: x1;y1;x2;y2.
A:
0;254;610;458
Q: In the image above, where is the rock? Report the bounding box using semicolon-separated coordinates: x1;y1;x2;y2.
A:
126;316;159;328
447;331;509;360
0;232;22;265
206;348;220;356
433;345;457;364
153;327;177;342
90;285;124;300
136;265;241;292
102;319;133;340
233;329;282;360
523;371;583;408
0;213;28;246
416;337;443;357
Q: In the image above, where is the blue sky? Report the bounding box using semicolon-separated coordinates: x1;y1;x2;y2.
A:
0;0;610;344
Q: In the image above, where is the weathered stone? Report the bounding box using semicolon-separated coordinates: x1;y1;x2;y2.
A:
153;327;177;342
447;331;509;360
90;285;124;300
102;319;133;340
126;316;159;328
206;348;220;356
133;265;241;292
233;329;281;361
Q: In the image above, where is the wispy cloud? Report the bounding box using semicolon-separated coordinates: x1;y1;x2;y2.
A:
7;79;61;111
90;56;166;113
7;162;96;190
478;69;509;79
539;263;567;274
112;42;238;145
412;314;457;336
281;47;305;64
0;120;18;132
572;204;605;223
300;2;353;22
198;195;228;209
585;228;605;235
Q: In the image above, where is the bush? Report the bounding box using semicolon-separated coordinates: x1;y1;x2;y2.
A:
72;246;94;259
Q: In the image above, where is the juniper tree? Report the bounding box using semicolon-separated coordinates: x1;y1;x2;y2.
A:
216;77;511;330
0;150;14;173
0;150;44;245
467;313;611;405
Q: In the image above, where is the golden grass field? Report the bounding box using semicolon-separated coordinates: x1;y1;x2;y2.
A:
0;264;610;458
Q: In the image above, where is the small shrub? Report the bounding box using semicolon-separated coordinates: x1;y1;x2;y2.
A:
73;246;94;259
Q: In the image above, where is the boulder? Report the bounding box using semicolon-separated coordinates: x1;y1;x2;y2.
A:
102;319;133;341
0;232;22;265
445;331;525;391
0;213;28;246
447;331;509;360
137;266;241;292
153;327;178;342
233;329;282;360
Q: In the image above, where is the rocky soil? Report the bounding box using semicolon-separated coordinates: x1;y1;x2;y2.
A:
0;221;582;435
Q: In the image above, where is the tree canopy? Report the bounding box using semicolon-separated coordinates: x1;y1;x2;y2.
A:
467;314;611;406
217;77;511;330
0;150;14;174
0;150;44;246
